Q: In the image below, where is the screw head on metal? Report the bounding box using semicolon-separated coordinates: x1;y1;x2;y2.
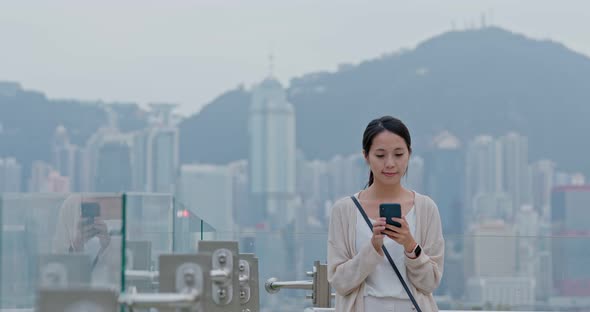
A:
219;254;227;264
218;288;226;298
184;272;195;286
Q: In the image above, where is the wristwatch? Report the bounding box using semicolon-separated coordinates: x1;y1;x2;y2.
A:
405;243;422;259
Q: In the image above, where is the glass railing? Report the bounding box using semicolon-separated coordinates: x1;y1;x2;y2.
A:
172;198;216;253
3;193;590;311
0;192;216;311
0;193;124;310
123;193;174;294
207;228;590;312
439;234;590;311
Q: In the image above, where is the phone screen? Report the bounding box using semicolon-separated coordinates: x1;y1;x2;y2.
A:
81;202;100;222
379;203;402;227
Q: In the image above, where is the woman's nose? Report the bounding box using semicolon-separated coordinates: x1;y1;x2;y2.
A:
385;156;395;167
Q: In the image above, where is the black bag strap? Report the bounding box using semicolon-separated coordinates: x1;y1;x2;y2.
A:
351;195;422;312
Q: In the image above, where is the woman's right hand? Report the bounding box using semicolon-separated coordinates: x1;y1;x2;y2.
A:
371;217;386;255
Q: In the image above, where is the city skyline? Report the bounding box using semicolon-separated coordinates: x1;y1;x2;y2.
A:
3;1;590;115
3;2;590;310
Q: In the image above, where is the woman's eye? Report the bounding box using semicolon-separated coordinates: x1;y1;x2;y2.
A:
395;154;404;157
376;155;384;158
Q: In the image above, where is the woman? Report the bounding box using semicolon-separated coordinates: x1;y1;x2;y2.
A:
327;116;444;312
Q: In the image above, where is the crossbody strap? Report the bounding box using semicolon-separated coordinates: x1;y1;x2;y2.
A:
351;196;422;312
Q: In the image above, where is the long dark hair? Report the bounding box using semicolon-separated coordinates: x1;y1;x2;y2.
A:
363;116;412;187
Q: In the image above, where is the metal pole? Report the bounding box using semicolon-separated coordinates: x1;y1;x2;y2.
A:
265;278;313;293
118;289;200;309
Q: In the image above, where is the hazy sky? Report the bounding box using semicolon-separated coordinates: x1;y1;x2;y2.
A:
2;1;590;116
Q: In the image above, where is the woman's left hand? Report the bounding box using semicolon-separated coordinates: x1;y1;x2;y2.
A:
383;216;417;253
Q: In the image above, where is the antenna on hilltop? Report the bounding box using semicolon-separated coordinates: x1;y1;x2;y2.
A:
267;41;275;78
268;53;274;77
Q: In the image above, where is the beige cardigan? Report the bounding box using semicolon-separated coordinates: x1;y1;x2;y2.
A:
327;192;445;312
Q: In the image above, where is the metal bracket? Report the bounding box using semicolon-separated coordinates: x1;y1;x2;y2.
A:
211;248;233;305
176;263;203;294
238;259;251;304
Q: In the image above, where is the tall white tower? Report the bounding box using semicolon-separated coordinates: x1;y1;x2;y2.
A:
248;77;296;228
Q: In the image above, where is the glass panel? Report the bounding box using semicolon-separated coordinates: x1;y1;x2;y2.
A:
123;192;174;293
439;235;590;311
0;193;124;310
172;198;216;253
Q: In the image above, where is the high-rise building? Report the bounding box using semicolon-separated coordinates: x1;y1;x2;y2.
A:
177;164;234;235
145;128;179;193
28;161;53;192
79;127;120;192
425;131;464;236
514;205;540;276
248;76;298;287
531;160;556;221
248;77;296;228
465;220;517;278
466;276;535;308
465;135;502;222
95;139;133;192
472;192;513;222
405;155;425;194
228;160;250;229
326;154;367;200
45;171;70;193
131;131;149;191
130;104;179;193
0;157;22;192
551;185;590;296
51;125;79;191
499;132;531;218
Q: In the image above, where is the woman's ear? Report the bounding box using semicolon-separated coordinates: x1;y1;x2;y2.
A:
363;150;369;163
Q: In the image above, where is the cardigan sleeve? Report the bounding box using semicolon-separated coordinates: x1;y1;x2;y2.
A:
405;197;445;294
327;199;382;296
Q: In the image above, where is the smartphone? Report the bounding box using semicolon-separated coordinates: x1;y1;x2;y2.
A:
379;203;402;227
81;202;100;223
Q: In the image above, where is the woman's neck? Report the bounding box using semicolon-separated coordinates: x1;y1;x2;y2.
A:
365;182;407;201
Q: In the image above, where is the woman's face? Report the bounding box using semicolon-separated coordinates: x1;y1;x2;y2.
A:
364;130;410;186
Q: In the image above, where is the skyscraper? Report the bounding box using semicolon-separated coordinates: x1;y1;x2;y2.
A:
465;220;517;278
531;159;556;221
425;131;464;236
177;164;234;235
79;127;119;192
248;76;298;287
228;160;250;228
551;185;590;296
146;128;179;193
0;157;22;192
248;77;296;227
405;155;425;194
465;135;502;222
95;139;133;192
499;132;531;218
28;161;53;192
51;125;79;191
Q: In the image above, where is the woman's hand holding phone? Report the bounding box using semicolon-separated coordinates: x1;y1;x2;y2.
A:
72;217;110;251
378;203;417;252
371;217;386;256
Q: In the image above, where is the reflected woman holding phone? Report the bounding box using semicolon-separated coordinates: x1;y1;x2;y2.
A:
52;194;122;286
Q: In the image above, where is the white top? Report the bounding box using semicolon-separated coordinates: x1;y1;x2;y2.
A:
355;203;416;299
